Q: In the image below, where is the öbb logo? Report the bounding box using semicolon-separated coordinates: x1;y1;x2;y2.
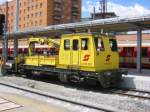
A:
106;55;111;62
83;54;90;61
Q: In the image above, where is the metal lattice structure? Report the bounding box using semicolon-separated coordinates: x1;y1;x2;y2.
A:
6;14;150;38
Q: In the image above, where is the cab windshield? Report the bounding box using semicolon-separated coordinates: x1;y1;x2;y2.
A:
109;39;118;52
94;38;105;52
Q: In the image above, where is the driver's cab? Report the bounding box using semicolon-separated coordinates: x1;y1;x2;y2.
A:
58;33;119;72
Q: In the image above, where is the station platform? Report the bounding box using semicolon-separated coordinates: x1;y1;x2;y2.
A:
0;92;68;112
118;69;150;92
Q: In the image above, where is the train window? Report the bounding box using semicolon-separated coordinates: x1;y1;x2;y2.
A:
81;38;88;50
94;38;104;51
73;39;78;50
118;47;121;52
142;48;148;57
43;48;47;55
64;39;70;50
109;39;118;51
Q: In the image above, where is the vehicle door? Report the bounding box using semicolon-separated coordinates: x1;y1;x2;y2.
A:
71;36;80;66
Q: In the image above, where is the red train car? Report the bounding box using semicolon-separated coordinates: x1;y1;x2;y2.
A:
0;46;59;59
1;43;149;69
119;43;150;68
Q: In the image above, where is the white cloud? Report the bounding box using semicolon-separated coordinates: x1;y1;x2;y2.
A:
82;1;150;17
0;0;12;4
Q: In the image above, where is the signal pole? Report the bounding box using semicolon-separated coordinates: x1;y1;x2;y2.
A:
14;0;19;71
2;22;7;62
2;1;8;63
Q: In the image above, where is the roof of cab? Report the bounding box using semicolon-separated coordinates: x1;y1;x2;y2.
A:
62;33;115;38
62;33;92;37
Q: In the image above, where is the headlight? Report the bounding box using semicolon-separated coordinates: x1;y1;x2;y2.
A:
5;62;12;68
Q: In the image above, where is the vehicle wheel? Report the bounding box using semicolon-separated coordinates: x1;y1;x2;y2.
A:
58;73;69;83
98;74;110;88
85;78;97;86
24;70;33;78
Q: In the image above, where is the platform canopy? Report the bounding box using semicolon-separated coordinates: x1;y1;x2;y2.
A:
7;14;150;38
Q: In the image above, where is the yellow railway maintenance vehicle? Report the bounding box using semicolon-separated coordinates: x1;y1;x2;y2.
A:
13;33;127;88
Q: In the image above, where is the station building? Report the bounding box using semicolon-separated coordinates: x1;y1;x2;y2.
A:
0;0;81;32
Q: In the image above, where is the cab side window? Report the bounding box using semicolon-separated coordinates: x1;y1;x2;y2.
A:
109;39;118;51
95;38;104;51
142;48;148;57
81;38;88;50
73;39;78;50
64;39;70;50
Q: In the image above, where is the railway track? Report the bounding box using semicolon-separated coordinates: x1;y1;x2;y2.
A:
0;76;149;112
109;88;150;100
0;81;120;112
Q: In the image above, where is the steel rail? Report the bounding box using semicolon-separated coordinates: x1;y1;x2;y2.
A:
109;89;150;100
0;82;120;112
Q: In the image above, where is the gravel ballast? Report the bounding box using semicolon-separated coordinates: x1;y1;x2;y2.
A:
0;76;150;112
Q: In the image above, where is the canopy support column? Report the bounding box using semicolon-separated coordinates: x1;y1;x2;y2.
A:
2;23;8;62
137;29;142;73
14;37;18;73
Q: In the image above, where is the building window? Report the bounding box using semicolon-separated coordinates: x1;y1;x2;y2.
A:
27;7;30;11
40;3;42;8
36;4;38;9
35;12;38;17
31;14;33;18
40;12;42;16
35;21;37;26
39;20;42;25
32;6;34;10
27;14;29;18
19;25;21;28
27;22;29;27
31;21;33;26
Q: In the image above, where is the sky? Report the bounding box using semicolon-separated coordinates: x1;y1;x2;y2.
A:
82;0;150;18
0;0;150;18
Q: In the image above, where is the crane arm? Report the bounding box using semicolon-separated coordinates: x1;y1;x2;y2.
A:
46;38;60;48
28;37;60;56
